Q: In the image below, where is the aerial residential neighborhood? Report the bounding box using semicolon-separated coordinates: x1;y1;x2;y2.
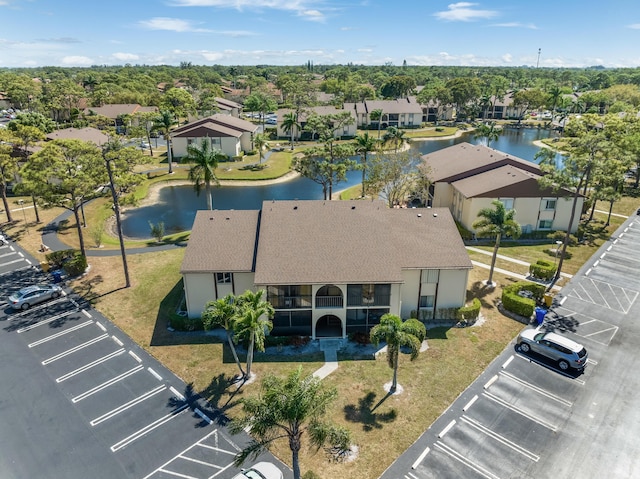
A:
2;2;640;479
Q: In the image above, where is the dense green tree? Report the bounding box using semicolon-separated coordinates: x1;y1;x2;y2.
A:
354;132;378;197
370;314;426;393
0;130;19;223
8;112;56;134
365;150;417;208
281;112;300;150
21;139;105;257
160;88;196;121
243;91;278;129
380;75;416;99
152;110;178;174
182;139;225;210
472;200;522;286
253;133;269;164
474;121;501;147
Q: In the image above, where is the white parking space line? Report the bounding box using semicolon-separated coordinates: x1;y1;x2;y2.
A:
9;297;70;320
438;420;456;438
57;348;126;383
82;309;92;318
90;385;166;426
483;391;558;431
461;416;540;462
41;334;109;365
501;356;514;369
156;469;198;479
0;257;27;268
411;446;431;469
0;265;31;277
27;320;94;347
141;429;236;479
148;367;163;380
170;386;186;401
129;351;142;362
16;310;76;333
179;454;225;470
433;441;501;479
499;371;573;407
72;365;144;402
513;353;587;385
199;443;239;455
194;408;213;425
463;395;479;412
484;375;498;389
110;403;190;452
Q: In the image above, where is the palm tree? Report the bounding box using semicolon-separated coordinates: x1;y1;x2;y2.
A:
370;314;426;393
472;200;522;286
474;121;501;148
182;139;225;210
234;290;275;380
152;110;178;174
354;132;378;197
229;367;351;479
281;112;300;150
201;294;245;379
253;133;268;164
383;126;406;151
370;108;384;138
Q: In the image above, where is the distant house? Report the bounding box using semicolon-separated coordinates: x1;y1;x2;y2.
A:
180;200;472;338
46;127;109;146
276;106;357;140
421;142;583;234
83;103;158;132
214;97;242;117
346;98;423;130
170;114;258;159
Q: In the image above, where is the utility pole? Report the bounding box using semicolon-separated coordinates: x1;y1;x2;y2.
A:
536;48;542;68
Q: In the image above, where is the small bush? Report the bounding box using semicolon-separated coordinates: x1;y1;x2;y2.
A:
456;298;481;321
287;335;311;348
45;249;76;268
529;259;557;281
501;281;546;318
149;221;165;242
349;331;371;345
62;253;87;277
169;314;204;331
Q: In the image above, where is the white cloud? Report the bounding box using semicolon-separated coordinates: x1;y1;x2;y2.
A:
61;55;94;66
299;9;324;22
170;0;329;21
138;17;211;33
433;2;498;22
628;24;640;29
112;52;140;61
502;53;512;63
491;22;537;30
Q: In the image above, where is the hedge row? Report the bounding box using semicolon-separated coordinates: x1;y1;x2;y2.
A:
529;258;557;281
501;281;546;318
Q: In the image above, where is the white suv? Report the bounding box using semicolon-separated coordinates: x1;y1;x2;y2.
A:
517;328;588;371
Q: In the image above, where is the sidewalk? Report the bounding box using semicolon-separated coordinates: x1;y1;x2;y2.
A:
466;246;573;280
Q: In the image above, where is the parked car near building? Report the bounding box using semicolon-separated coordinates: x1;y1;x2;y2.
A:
517;328;588;371
8;284;63;310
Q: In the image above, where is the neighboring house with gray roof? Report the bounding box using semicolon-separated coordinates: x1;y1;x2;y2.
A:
180;200;472;338
83;103;158;131
215;97;242;117
276;106;357;140
346;98;424;130
170;114;258;159
421;142;583;235
46;127;109;146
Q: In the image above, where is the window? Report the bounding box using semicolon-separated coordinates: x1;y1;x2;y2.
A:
211;137;221;147
420;295;435;308
538;219;553;230
423;270;439;283
500;198;514;210
543;199;557;210
216;272;231;284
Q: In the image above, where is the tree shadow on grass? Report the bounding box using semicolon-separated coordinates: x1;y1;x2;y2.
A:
167;382;232;428
343;391;397;432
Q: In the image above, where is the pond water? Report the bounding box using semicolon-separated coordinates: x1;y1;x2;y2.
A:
121;127;560;239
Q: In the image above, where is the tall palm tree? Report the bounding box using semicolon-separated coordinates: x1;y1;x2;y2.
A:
234;290;275;380
201;294;245;379
229;367;350;479
370;314;426;393
253;133;268;164
281;112;300;150
474;121;501;148
472;200;522;286
182;139;225;210
370;108;384;138
354;132;378;197
152;110;178;174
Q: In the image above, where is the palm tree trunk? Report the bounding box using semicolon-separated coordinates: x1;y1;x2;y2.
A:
361;156;366;198
205;182;213;210
488;234;501;285
73;205;86;257
226;330;245;377
391;349;399;392
554;184;583;286
1;185;12;223
245;333;255;379
32;195;41;223
167;137;173;174
106;158;131;288
291;439;302;479
605;198;614;227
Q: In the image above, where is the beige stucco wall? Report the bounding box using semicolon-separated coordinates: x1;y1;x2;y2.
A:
184;272;257;318
171;136;242;159
432;182;454;208
399;268;468;319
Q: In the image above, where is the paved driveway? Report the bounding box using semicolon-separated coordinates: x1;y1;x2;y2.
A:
381;213;640;479
0;238;290;479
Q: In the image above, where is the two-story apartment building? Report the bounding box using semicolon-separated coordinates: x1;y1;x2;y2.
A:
180;200;472;339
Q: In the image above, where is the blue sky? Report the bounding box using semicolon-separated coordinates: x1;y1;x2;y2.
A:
1;0;640;68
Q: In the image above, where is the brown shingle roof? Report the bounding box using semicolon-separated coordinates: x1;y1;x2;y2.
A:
254;200;470;285
172;114;257;137
84;103;157;119
421;142;541;182
451;165;545;198
46;127;109;146
180;210;260;273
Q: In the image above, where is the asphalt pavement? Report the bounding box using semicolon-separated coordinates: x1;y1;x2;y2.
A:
380;211;640;479
0;236;291;479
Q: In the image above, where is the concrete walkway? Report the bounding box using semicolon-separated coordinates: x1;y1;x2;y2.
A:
466;245;573;279
313;340;339;379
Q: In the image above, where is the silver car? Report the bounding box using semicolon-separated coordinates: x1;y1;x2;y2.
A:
517;328;588;371
231;462;283;479
8;284;63;310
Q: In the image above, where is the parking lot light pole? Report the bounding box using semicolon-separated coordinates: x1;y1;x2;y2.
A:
18;199;28;235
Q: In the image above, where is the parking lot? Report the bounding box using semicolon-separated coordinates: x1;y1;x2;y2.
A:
0;239;288;479
382;215;640;479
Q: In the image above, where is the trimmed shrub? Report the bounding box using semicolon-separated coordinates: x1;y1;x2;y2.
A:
501;281;546;318
169;314;204;331
62;252;88;277
529;259;557;281
456;298;481;321
45;249;76;269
